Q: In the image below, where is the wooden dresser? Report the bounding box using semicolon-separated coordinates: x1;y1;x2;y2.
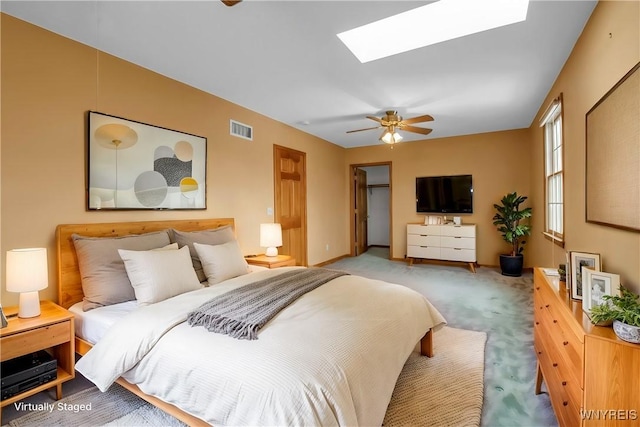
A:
533;267;640;426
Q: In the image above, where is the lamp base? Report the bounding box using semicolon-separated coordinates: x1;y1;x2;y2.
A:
265;247;279;257
18;291;41;318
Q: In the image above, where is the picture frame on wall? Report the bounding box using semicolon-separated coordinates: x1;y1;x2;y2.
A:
88;111;207;210
569;251;601;300
582;268;620;316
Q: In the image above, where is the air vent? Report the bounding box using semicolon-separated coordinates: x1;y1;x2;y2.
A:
230;120;253;141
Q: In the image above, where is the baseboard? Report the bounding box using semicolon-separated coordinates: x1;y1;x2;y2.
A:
313;254;350;267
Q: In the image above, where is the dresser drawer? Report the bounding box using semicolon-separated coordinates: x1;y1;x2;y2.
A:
440;236;475;249
1;320;71;361
535;321;582;409
407;245;440;259
441;247;475;262
441;225;475;238
407;234;440;246
534;326;581;427
407;224;441;236
549;317;583;390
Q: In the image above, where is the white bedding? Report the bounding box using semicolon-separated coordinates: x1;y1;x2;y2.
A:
76;267;446;426
70;300;137;344
70;265;270;344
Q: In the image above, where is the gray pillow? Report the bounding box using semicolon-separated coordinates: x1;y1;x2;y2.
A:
171;226;235;282
72;230;171;311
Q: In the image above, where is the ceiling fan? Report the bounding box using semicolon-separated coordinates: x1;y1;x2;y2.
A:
221;1;241;6
347;110;434;144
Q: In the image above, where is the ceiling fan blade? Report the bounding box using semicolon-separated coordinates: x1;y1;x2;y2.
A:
346;126;382;134
401;114;434;125
402;125;433;136
221;0;242;6
365;115;383;123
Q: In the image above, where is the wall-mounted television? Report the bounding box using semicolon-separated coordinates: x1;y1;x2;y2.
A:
416;175;473;214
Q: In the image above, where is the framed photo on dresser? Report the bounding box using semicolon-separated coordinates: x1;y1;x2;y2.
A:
582;268;620;315
569;251;601;300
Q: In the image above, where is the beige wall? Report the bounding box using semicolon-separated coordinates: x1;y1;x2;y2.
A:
528;1;640;294
0;15;349;306
2;1;639;306
345;129;532;266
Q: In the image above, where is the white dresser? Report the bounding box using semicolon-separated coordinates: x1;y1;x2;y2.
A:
406;223;477;272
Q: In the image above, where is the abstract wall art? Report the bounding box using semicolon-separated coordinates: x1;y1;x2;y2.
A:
88;111;206;210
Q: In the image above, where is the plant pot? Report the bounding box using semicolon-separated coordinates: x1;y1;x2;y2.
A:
613;320;640;344
499;254;524;277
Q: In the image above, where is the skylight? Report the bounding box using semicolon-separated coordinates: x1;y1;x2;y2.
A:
337;0;529;63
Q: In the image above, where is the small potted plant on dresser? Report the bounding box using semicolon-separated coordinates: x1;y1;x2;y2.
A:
492;192;532;277
589;286;640;344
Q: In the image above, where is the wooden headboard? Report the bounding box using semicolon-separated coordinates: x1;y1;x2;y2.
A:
56;218;235;309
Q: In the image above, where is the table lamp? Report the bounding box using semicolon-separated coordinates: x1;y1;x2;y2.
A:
260;223;282;257
6;248;49;318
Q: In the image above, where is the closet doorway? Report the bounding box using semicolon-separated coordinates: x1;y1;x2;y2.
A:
349;162;392;258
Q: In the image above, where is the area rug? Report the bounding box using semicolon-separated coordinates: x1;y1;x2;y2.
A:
4;326;486;427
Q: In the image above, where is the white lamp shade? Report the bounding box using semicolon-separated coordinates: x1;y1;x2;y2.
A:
6;248;48;318
260;223;282;257
6;248;49;293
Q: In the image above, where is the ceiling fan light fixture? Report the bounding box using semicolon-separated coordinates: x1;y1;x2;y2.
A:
380;128;403;144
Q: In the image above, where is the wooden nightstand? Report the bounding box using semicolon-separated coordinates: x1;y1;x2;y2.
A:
245;254;296;269
0;300;75;413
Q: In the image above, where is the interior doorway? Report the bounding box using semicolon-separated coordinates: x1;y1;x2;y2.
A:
349;162;392;258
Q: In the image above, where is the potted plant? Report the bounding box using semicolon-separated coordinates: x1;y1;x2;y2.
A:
492;192;532;277
589;286;640;343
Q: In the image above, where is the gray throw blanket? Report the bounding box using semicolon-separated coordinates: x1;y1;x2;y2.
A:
187;268;348;340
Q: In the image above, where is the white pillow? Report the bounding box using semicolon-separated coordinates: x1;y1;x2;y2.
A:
118;245;201;305
194;241;250;285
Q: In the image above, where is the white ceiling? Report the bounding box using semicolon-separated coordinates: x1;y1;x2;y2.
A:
1;0;597;148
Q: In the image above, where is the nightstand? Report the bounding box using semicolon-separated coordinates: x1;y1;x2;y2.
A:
0;301;75;413
245;254;296;269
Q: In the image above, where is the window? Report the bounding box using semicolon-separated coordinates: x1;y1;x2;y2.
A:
540;94;564;246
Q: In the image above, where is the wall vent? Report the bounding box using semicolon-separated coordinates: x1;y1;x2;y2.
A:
230;120;253;141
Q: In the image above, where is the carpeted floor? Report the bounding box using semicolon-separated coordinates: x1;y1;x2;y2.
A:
2;247;557;426
3;326;486;427
328;247;557;427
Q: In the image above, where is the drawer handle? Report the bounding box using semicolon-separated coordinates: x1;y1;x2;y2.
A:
563;341;568;346
537;351;542;355
545;304;550;308
553;320;558;323
563;401;568;407
536;286;540;290
562;381;567;386
454;236;462;239
535;322;539;325
553;363;558;367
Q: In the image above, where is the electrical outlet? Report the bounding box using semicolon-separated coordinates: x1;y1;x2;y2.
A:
267;207;273;216
325;244;330;251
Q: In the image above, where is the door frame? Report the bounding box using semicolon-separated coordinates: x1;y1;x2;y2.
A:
349;161;392;259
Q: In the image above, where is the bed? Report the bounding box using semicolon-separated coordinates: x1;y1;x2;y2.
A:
57;218;446;426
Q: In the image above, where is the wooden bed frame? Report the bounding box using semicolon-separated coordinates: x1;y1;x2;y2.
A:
56;218;434;426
